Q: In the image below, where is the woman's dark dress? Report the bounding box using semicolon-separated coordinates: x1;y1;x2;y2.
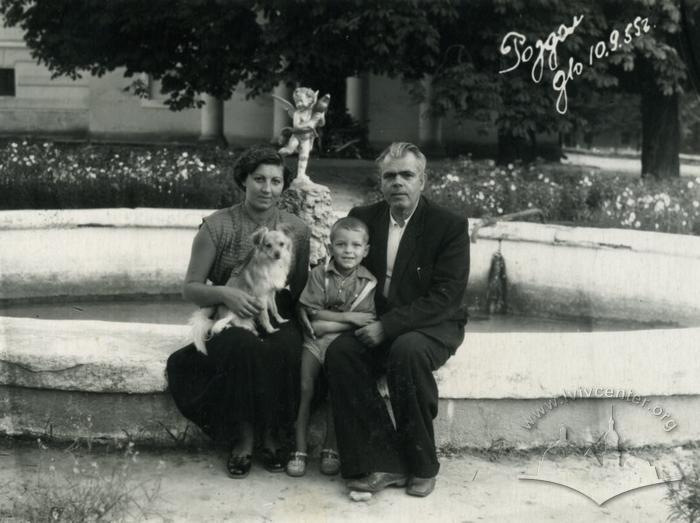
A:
166;204;310;444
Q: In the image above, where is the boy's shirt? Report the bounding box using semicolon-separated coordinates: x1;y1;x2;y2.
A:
300;260;377;315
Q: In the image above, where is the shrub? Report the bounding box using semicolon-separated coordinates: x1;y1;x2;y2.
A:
420;157;700;235
667;461;700;522
0;140;242;210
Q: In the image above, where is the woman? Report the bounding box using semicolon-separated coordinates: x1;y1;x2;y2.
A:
166;145;310;478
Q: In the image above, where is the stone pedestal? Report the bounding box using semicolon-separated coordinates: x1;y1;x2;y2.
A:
279;177;333;266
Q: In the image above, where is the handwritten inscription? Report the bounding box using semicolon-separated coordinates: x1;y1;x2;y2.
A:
499;16;651;114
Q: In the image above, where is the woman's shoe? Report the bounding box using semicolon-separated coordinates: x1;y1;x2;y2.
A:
227;452;252;479
286;451;308;477
320;448;341;476
260;448;285;473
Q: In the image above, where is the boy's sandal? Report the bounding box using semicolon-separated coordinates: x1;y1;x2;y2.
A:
227;452;252;479
320;448;341;476
286;451;308;477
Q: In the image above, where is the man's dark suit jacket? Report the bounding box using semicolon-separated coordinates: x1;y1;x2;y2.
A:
349;196;470;353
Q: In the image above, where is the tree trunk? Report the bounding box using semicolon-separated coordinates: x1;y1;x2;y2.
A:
640;88;679;179
497;131;561;164
497;132;529;164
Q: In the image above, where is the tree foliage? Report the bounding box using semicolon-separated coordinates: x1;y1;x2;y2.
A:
246;0;458;95
1;0;698;175
0;0;261;110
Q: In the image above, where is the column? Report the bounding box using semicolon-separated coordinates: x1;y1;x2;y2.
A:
199;93;225;144
272;83;293;141
345;74;369;124
418;76;444;155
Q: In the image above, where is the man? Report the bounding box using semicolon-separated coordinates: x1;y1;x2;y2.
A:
324;142;470;497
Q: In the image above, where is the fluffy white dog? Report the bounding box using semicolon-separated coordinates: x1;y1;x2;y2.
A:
190;226;293;354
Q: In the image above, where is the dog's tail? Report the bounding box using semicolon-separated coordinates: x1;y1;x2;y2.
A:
189;307;216;354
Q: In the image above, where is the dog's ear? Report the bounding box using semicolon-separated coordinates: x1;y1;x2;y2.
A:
276;223;294;238
252;227;268;246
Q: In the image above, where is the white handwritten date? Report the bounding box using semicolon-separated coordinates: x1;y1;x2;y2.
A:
499;15;652;115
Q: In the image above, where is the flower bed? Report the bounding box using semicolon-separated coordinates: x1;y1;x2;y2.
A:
3;141;700;236
0;141;241;209
422;158;700;235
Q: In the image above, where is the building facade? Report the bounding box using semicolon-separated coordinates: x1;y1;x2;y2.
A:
0;23;497;152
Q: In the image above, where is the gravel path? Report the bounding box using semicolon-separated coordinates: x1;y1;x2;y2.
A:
1;444;684;522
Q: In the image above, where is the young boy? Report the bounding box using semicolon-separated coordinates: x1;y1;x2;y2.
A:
287;216;377;477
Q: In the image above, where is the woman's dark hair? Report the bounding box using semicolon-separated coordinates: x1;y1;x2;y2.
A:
232;144;295;191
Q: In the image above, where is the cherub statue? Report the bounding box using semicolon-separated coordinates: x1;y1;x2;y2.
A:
273;87;331;183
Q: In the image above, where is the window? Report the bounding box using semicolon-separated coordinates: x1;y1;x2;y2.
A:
0;68;15;96
148;76;165;100
139;73;168;108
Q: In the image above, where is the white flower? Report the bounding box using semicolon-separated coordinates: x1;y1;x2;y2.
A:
182;152;189;158
510;184;516;191
688;181;695;189
507;163;514;170
497;207;503;214
694;201;699;208
654;201;665;212
634;221;641;228
629;212;636;222
626;198;635;207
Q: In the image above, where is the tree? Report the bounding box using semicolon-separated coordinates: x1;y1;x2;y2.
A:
0;0;261;111
247;0;458;95
424;0;691;176
420;0;603;163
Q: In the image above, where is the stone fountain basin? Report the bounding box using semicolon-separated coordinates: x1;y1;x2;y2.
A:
1;208;699;449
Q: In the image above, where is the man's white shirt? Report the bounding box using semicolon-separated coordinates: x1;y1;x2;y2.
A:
383;204;419;297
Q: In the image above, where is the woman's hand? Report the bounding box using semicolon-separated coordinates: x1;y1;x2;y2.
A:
344;312;375;327
219;287;263;318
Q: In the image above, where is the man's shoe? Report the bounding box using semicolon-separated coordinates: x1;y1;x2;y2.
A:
346;472;408;493
406;476;436;497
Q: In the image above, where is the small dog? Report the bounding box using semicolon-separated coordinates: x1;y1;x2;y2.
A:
190;226;293;354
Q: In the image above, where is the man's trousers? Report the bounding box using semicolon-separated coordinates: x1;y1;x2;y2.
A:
325;330;451;478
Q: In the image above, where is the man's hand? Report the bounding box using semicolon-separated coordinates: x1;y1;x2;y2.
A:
355;321;385;347
343;311;375;327
297;305;315;339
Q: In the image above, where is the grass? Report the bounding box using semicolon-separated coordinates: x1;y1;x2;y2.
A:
0;437;162;522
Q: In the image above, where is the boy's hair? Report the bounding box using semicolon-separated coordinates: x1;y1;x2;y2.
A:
330;216;369;243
